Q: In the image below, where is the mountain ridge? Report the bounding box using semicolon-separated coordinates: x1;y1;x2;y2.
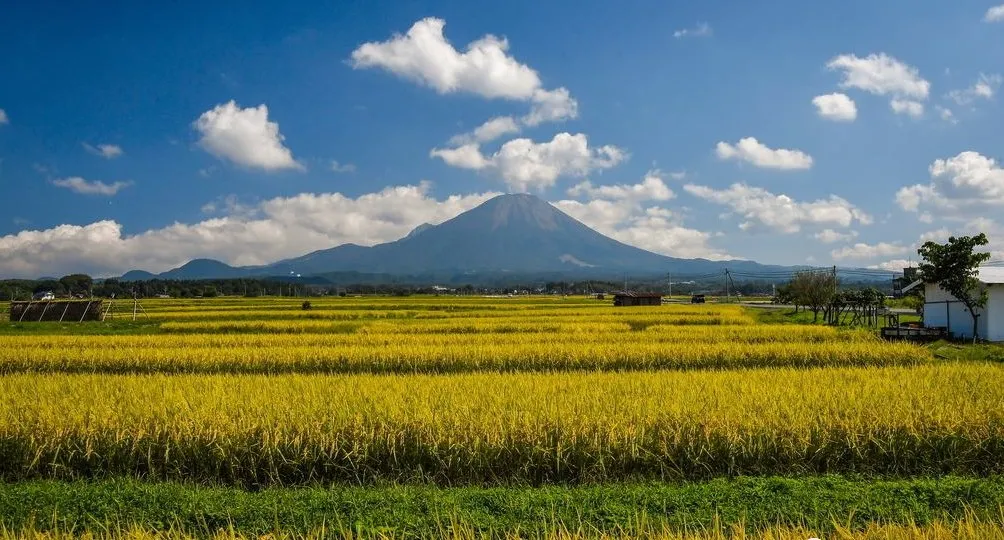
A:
119;193;796;282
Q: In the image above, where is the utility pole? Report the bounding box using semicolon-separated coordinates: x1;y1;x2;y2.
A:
724;269;730;303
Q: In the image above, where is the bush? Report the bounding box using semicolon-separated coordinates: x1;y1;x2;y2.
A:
301;301;312;311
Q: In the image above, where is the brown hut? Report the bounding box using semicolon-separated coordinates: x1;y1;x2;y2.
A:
612;291;663;307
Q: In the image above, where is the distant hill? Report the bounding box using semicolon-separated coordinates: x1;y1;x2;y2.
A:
120;193;795;282
119;270;157;281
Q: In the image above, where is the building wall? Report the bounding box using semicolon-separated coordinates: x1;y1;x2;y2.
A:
923;283;1000;341
987;286;1004;342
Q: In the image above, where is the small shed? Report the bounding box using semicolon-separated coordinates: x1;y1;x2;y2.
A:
920;266;1004;341
612;291;663;307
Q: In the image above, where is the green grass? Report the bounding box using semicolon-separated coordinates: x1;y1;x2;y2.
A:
0;320;161;335
2;477;1003;537
928;340;1004;362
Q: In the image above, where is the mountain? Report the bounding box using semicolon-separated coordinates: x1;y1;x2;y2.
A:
120;194;787;281
119;270;156;281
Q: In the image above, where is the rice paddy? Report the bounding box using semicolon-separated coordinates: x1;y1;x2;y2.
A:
1;295;1000;538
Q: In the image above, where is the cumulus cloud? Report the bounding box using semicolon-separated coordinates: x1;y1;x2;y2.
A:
567;171;674;202
351;18;579;144
985;4;1004;22
814;229;858;244
715;137;813;170
947;73;1002;106
0;184;500;278
330;160;356;173
683;183;871;233
868;259;915;272
52;177;132;196
896;151;1004;214
193;100;303;171
868;223;1004;271
523;88;578;126
555;171;730;260
429;143;491;170
812;93;857;122
826;53;930;100
83;143;124;159
831;242;909;261
350;17;541;100
890;98;924;118
431;132;626;192
0;109;7;125
449;116;521;145
673;22;712;38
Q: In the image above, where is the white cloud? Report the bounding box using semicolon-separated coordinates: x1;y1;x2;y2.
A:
868;259;915;272
83;143;124;159
449;116;521;145
673;22;712;39
814;229;858;244
429;143;491;170
0;184;500;278
896;151;1004;213
330;160;356;173
935;106;957;124
446;88;577;146
715;137;813;170
985;4;1004;22
826;53;930;100
350;17;541;100
831;242;908;261
947;73;1002;105
353;17;579;145
683;183;871;233
890;98;924;118
52;177;132;196
919;228;952;244
193;100;303;171
431;132;626;192
523;87;578;126
567;170;674;202
556;175;730;260
0;109;7;125
812;93;857;122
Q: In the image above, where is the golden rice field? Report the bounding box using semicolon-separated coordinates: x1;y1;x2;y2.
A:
2;295;1001;537
3;363;1002;485
1;298;930;374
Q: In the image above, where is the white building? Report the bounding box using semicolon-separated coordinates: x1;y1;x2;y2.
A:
919;266;1004;341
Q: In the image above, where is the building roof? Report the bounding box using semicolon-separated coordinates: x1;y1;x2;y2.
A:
977;266;1004;284
612;291;664;298
902;279;923;293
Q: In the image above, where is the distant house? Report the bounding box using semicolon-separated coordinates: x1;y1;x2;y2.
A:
32;291;55;301
916;266;1004;341
613;291;663;307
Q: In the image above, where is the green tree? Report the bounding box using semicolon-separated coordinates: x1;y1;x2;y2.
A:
917;233;991;341
58;274;93;296
789;271;837;323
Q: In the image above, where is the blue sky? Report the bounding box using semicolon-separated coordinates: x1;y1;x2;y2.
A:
2;0;1004;277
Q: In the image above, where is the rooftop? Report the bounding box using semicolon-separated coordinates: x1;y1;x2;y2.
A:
612;291;664;298
976;266;1004;285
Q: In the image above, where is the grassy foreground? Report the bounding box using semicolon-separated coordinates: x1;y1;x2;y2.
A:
2;477;1004;537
